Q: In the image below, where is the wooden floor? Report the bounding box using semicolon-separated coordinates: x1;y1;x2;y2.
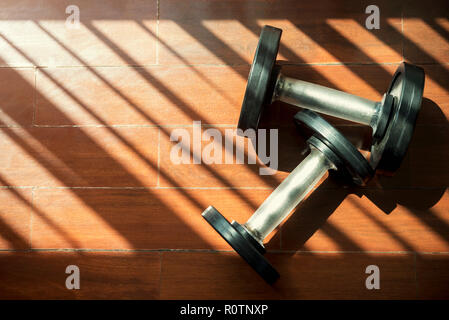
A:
0;0;448;299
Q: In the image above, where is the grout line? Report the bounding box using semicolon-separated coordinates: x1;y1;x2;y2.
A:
0;248;235;253
267;250;449;255
1;123;447;129
27;124;238;128
0;185;446;191
0;186;34;189
1;248;448;255
267;250;416;254
31;186;275;190
35;64;163;69
1;61;447;69
0;65;36;69
278;61;402;66
159;185;272;189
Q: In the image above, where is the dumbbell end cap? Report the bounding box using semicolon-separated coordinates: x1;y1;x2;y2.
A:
201;206;280;284
238;25;282;131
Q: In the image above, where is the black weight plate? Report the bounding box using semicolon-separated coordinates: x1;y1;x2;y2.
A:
306;135;354;184
370;62;425;174
372;93;393;142
202;206;280;284
238;25;282;131
231;220;265;254
294;110;374;185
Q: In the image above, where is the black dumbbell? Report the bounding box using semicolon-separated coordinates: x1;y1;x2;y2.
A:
238;25;425;174
202;110;373;284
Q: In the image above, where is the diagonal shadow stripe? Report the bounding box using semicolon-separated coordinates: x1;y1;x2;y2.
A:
0;56;214;250
356;19;449;90
0;175;83;249
83;22;278;197
299;21;397;94
136;20;238;106
1;30;230;210
0;210;30;249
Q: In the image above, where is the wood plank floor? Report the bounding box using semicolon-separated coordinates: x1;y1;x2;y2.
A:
0;0;448;299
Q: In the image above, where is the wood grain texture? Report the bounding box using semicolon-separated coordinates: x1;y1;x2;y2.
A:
417;64;449;125
416;254;449;299
280;189;449;253
0;252;161;299
31;188;280;250
35;65;248;126
371;123;449;189
403;0;449;64
0;188;32;250
160;252;416;299
0;0;157;67
159;122;449;189
0;127;158;187
29;187;449;253
0;68;34;126
158;124;332;189
159;0;402;65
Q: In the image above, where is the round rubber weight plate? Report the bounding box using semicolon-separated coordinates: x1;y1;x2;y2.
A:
201;206;280;284
306;135;353;183
238;25;282;131
370;62;425;174
294;110;374;185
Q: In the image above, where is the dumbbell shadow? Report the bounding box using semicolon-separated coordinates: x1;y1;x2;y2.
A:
269;97;447;253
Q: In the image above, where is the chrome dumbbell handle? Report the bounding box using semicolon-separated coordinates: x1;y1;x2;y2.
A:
273;73;380;127
244;147;335;244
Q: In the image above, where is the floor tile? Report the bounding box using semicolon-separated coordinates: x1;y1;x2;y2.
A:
0;251;161;299
159;0;402;65
0;0;157;67
0;127;158;187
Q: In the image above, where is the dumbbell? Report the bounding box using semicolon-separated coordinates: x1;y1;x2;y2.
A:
202;110;374;283
238;25;425;174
